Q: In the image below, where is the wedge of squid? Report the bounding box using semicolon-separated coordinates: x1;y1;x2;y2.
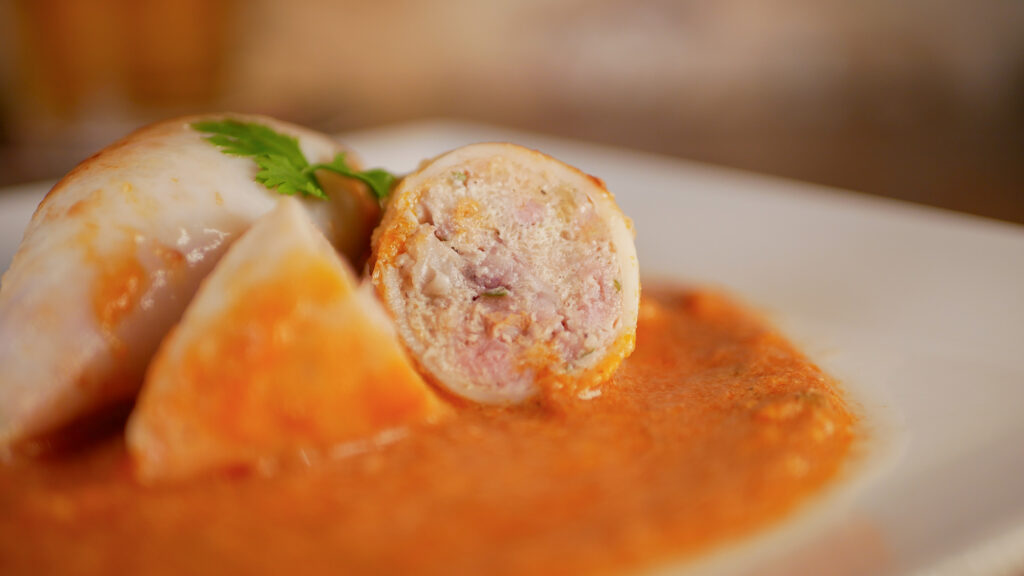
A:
127;198;448;482
0;115;379;446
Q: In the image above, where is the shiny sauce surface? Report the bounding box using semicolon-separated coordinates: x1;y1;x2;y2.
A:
0;287;857;575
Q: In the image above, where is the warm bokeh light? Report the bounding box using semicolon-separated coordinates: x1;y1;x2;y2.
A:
0;0;1022;222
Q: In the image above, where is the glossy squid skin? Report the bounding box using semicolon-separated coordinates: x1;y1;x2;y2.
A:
126;198;448;483
0;115;379;446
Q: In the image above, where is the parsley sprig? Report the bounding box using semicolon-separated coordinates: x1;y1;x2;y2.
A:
191;119;396;201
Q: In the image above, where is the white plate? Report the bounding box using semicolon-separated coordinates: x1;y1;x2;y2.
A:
2;120;1023;576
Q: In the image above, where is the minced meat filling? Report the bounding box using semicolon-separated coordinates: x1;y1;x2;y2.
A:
395;160;622;395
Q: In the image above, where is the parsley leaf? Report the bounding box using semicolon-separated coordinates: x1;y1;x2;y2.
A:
481;287;510;298
192;119;397;202
192;119;309;167
309;155;396;201
255;155;323;199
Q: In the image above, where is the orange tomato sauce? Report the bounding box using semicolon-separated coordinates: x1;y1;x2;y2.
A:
0;286;857;575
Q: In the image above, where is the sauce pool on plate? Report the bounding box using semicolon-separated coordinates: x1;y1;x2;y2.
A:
0;286;858;576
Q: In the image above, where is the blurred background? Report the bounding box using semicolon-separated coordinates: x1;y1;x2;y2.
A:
0;0;1021;222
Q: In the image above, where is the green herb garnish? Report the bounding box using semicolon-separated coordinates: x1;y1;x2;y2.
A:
310;156;396;202
192;119;396;201
481;287;509;298
452;171;467;183
613;279;622;292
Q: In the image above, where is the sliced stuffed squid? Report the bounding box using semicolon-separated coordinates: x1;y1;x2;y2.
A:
127;198;447;482
371;143;640;405
0;115;379;447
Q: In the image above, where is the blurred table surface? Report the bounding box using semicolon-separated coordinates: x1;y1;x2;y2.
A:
0;0;1021;225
